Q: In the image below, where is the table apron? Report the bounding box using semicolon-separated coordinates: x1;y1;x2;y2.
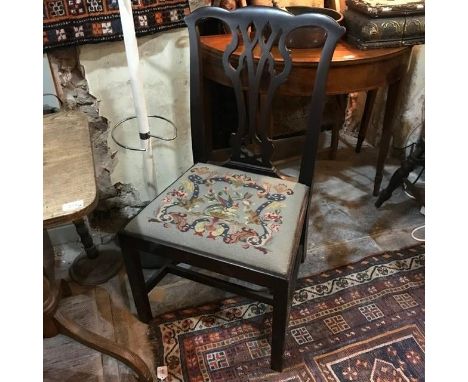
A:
201;49;411;96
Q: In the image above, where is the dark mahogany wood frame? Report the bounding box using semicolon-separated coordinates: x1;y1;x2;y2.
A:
118;6;345;372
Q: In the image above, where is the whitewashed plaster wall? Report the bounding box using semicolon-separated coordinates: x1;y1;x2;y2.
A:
392;44;425;148
79;28;192;203
361;45;425;150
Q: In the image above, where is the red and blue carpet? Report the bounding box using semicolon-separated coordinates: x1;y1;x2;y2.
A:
148;245;425;381
43;0;190;51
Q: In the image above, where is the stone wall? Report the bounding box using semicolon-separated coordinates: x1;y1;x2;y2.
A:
47;28;193;233
47;47;139;232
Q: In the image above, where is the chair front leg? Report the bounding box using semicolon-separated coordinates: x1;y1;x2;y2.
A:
299;218;308;264
271;285;290;372
120;236;153;323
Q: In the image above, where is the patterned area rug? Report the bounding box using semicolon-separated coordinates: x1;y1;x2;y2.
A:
43;0;190;51
148;245;425;381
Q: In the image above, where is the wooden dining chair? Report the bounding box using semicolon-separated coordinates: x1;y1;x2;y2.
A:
118;6;345;371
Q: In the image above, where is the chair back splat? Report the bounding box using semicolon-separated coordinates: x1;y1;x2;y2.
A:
185;6;345;187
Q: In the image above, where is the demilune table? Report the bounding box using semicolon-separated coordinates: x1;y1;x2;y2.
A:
200;35;412;195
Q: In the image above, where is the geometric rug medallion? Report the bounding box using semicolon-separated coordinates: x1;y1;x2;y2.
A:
148;245;425;381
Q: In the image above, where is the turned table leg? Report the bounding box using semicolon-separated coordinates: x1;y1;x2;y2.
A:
69;218;123;286
73;218;98;258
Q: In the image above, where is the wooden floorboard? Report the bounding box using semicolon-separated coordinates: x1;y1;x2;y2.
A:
43;268;156;382
44;292;107;382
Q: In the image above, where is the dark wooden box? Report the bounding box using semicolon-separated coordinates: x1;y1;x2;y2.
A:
344;0;425;49
346;0;425;17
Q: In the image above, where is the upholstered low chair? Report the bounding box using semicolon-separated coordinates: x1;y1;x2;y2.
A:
118;5;345;371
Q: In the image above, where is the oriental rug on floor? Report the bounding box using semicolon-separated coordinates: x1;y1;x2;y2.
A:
148;244;425;381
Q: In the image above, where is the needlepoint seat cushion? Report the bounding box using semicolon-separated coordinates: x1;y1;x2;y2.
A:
123;163;309;275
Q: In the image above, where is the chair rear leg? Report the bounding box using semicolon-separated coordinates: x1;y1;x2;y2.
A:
271;286;290;372
120;238;153;323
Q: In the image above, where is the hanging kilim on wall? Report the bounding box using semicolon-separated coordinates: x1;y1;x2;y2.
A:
43;0;191;51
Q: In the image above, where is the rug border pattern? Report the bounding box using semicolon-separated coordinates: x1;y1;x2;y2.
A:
147;244;425;382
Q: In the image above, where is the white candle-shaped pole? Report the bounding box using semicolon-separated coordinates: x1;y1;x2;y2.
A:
118;0;150;151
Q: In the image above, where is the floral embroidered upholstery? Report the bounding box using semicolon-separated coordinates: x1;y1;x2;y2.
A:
123;163;309;275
